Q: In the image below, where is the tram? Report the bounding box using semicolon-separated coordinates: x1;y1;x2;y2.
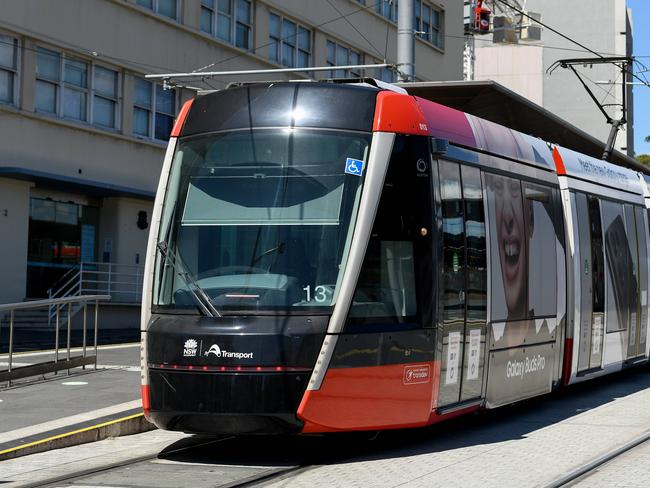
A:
140;80;650;434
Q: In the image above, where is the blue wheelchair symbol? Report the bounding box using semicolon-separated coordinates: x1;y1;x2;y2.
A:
345;158;364;176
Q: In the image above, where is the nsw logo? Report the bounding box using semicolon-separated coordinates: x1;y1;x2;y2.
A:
183;339;198;357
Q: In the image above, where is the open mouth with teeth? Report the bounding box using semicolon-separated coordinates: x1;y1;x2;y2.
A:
502;237;521;281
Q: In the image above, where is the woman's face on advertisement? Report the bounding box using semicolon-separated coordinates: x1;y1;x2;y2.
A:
493;176;526;317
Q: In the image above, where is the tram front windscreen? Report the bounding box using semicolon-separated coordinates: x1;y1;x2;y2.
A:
154;129;371;314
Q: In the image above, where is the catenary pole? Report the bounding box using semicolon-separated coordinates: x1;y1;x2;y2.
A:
397;0;415;81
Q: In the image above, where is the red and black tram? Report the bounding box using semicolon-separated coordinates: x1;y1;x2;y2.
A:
140;80;650;434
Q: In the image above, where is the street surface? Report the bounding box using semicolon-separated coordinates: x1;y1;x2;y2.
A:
0;364;648;487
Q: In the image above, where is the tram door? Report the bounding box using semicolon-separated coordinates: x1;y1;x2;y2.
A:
436;161;487;407
575;194;605;372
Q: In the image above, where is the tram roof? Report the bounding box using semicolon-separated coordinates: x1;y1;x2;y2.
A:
398;80;649;176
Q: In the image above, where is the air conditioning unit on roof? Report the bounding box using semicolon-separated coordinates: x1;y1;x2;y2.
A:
520;11;542;41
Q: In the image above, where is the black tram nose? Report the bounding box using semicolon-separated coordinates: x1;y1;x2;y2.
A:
145;314;328;434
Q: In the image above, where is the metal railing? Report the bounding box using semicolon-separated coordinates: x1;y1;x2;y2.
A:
0;295;111;387
47;262;143;326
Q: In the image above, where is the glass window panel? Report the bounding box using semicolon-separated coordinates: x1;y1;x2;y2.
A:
269;38;279;62
217;13;231;42
0;35;16;69
462;165;487;324
235;23;249;49
63;88;86;120
157;0;177;19
432;9;440;27
350;51;360;66
35;80;57;113
326;41;335;63
55;202;79;225
30;199;56;222
602;201;631;332
485;173;527;321
0;69;13;103
423;22;430;41
217;0;231;14
270;13;281;38
283;19;296;46
282;44;295;67
236;0;250;24
137;0;153;9
298;27;310;51
336;46;348;66
94;66;117;98
93;96;115;127
133;107;150;136
588;196;605;313
524;183;557;317
200;7;214;33
202;0;215;7
439;161;465;327
37;48;60;81
155;112;174;140
297;50;309;69
134;78;152;108
156;85;175;114
64;58;87;88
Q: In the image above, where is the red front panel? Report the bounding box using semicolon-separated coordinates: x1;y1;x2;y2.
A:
298;362;438;432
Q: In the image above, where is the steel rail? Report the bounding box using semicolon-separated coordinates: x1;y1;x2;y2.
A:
544;431;650;487
12;435;310;488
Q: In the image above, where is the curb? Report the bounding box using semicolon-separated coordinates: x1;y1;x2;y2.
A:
0;413;156;461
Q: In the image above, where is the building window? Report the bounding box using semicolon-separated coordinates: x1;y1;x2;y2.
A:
269;13;311;68
200;0;215;33
202;0;251;50
374;63;396;83
0;34;18;105
415;1;443;48
93;66;118;128
35;47;120;129
326;40;361;79
376;0;398;22
136;0;179;20
133;77;177;141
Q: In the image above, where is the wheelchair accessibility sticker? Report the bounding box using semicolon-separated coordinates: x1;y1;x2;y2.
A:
345;158;364;176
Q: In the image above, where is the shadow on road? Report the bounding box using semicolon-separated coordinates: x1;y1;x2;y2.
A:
155;365;650;468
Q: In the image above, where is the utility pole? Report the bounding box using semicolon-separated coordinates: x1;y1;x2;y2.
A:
397;0;415;82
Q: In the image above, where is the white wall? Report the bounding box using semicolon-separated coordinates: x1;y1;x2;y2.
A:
98;197;153;266
0;178;31;303
474;44;544;106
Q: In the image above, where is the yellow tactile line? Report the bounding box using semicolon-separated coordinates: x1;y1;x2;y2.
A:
0;412;144;456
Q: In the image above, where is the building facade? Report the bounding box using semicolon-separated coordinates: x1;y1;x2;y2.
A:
0;0;463;304
473;0;634;156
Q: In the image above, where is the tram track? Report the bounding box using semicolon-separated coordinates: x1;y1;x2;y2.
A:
545;430;650;488
16;434;318;488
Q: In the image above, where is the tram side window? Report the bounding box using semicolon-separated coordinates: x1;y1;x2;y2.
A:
485;174;557;321
349;136;429;320
485;173;527;322
523;183;557;317
588;196;605;314
439;161;465;327
601;200;635;332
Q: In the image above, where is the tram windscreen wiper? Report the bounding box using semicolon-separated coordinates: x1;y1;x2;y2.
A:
157;241;221;317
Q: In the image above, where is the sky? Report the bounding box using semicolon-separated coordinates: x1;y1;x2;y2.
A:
628;0;650;155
